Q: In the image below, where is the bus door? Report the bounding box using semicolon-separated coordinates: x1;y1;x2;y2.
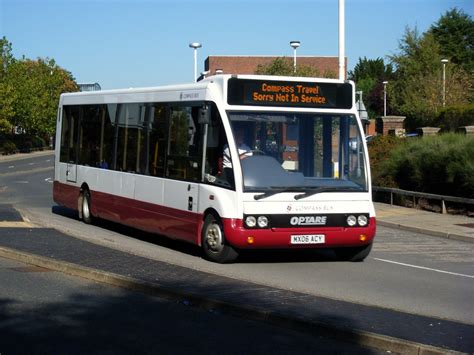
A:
162;105;202;240
61;106;80;183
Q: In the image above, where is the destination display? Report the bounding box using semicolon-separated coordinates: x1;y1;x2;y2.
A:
227;78;353;109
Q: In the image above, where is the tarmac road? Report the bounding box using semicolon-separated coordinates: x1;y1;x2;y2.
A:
1;255;381;354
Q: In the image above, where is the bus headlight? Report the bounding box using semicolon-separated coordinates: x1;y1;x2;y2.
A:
357;215;368;227
245;216;257;228
257;216;269;228
346;215;357;227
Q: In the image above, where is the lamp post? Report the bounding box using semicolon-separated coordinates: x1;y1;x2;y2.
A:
441;58;448;107
290;41;300;73
189;42;202;82
383;81;388;117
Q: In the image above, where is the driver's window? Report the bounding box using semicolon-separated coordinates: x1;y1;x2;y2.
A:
203;104;235;190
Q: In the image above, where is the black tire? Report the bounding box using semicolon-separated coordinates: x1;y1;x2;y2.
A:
201;213;238;263
80;189;93;225
334;243;372;262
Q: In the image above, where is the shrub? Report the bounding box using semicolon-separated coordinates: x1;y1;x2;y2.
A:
31;136;45;150
435;104;474;132
1;140;17;155
379;133;474;198
368;135;404;188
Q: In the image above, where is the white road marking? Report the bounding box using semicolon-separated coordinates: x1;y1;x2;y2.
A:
45;159;51;162
28;162;35;165
374;258;474;279
45;177;53;183
14;181;29;184
8;165;14;169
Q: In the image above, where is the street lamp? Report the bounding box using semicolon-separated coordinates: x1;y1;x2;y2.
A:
383;81;388;117
441;58;449;107
290;41;300;73
189;42;202;82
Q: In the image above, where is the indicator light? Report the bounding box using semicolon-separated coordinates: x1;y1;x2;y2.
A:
247;236;255;244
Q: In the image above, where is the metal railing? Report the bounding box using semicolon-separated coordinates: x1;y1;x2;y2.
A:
372;186;474;214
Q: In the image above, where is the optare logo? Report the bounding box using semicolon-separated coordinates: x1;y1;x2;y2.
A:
290;216;327;226
287;205;292;212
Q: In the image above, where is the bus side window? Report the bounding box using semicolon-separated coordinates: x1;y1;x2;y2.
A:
78;105;102;167
148;104;168;177
166;106;201;182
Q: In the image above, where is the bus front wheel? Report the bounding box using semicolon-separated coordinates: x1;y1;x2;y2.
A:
79;189;93;225
202;213;238;264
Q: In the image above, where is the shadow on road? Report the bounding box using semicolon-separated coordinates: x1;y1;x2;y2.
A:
0;284;376;354
51;205;342;264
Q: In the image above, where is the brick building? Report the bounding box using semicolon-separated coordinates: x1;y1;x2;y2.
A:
204;56;342;78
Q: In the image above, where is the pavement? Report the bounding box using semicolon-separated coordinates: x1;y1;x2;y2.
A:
374;202;474;243
0;151;473;354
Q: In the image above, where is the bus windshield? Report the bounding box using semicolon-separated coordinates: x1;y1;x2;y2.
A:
227;111;368;195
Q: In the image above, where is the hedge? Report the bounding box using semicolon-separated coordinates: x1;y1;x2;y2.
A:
370;133;474;198
434;104;474;132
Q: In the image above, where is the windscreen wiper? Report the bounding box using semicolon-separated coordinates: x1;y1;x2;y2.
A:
253;186;305;201
294;186;362;200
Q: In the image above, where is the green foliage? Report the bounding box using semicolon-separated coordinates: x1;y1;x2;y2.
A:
388;26;473;131
255;57;336;78
0;134;47;153
348;57;393;119
0;37;79;137
0;37;15;80
377;134;474;198
429;8;474;74
368;135;403;187
434;104;474;132
0;140;17;155
348;57;393;83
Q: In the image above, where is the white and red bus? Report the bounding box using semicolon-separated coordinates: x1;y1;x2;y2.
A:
54;74;376;263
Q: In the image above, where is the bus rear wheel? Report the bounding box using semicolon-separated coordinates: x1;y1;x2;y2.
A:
202;213;238;264
79;189;93;225
334;243;372;262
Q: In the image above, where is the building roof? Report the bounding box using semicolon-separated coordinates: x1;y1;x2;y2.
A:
204;55;344;78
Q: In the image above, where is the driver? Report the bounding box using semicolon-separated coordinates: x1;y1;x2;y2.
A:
223;127;252;169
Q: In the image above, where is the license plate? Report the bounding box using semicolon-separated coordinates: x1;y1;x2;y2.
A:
291;234;325;245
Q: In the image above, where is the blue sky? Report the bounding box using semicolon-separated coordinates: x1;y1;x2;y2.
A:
1;0;472;89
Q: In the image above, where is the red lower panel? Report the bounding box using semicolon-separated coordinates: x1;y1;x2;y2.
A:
54;181;376;250
222;217;376;249
53;181;201;244
53;181;79;211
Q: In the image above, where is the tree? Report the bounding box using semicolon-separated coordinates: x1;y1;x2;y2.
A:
4;56;78;136
1;37;15;77
429;8;474;74
0;37;79;138
348;57;393;118
0;37;16;133
255;57;336;78
388;27;473;130
348;57;393;83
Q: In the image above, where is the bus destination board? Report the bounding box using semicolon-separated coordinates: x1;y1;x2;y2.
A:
227;78;353;109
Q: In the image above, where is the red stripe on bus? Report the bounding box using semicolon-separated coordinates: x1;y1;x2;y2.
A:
54;181;376;250
53;181;201;244
222;217;376;249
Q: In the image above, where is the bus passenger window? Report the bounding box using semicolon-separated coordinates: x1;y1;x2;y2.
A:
166;106;201;182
